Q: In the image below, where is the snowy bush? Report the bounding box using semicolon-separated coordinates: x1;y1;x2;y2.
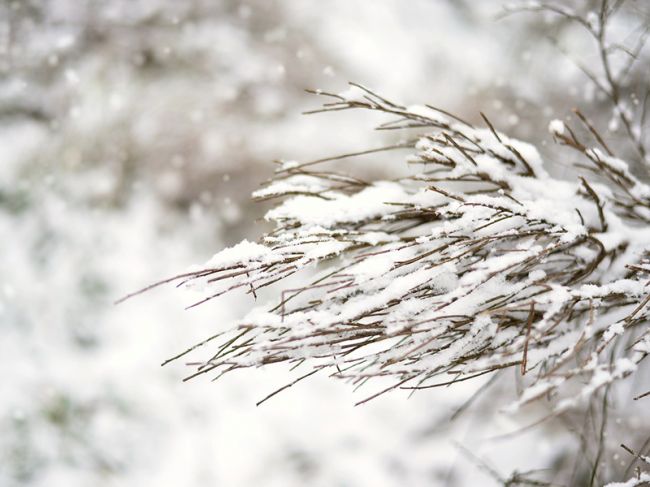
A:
125;2;650;485
142;82;649;408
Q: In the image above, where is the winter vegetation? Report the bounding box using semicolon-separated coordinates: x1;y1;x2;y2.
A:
152;82;650;417
2;0;649;486
126;1;650;486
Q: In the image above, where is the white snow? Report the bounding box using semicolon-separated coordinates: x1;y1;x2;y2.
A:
266;182;410;228
548;119;566;136
4;2;649;487
205;240;272;268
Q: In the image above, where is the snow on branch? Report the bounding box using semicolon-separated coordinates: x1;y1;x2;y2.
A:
132;82;650;411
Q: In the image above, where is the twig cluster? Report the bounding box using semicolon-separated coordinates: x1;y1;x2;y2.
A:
129;80;649;418
120;3;650;483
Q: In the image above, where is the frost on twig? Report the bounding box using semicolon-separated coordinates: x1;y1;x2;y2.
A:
134;82;650;413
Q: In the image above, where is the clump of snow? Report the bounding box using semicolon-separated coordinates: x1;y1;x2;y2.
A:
266;182;410;228
603;322;625;341
605;473;650;487
252;175;332;199
205;240;271;268
548;119;566;136
279;160;300;170
406;105;448;124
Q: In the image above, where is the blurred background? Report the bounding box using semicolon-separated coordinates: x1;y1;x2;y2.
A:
1;1;648;486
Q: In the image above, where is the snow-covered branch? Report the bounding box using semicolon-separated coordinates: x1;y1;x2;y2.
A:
140;83;649;413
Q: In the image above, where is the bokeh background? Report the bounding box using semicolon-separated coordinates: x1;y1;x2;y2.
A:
1;1;647;486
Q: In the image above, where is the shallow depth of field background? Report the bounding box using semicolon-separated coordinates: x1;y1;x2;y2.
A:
0;1;643;486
